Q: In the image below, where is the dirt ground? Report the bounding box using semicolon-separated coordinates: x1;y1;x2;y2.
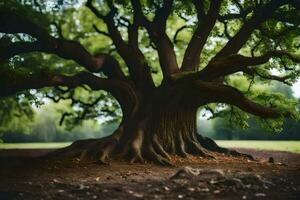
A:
0;148;299;200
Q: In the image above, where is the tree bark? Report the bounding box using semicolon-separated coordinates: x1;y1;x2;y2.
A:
49;83;252;165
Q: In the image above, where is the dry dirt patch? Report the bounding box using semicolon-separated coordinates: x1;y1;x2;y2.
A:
0;148;299;200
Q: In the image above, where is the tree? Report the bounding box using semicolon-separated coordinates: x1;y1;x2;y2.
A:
0;0;299;165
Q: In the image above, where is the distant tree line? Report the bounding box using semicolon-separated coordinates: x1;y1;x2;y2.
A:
200;118;300;140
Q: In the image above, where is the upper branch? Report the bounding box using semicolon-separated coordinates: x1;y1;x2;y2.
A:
133;0;180;78
87;0;155;89
195;50;300;80
181;0;222;72
0;9;126;80
153;0;174;29
214;0;292;59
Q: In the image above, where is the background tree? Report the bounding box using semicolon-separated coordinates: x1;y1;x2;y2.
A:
0;0;299;165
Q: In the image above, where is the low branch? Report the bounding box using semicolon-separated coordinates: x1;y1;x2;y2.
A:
0;69;138;119
192;80;291;118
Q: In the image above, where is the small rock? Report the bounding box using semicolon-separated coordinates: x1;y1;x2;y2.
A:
133;193;144;198
170;167;224;179
95;177;100;182
198;188;210;192
163;186;170;191
255;193;266;197
127;190;134;194
242;195;247;199
178;194;184;199
213;190;221;194
52;179;60;183
209;179;219;184
187;187;195;192
79;184;85;190
170;166;200;179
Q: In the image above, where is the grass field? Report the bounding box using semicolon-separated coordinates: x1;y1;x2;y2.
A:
216;140;300;153
0;140;299;153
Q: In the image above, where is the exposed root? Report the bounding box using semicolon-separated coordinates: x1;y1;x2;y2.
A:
146;145;173;166
152;135;171;160
197;134;254;160
46;128;253;166
175;133;189;158
79;136;118;164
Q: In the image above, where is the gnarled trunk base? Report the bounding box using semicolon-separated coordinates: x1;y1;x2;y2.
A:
48;100;253;165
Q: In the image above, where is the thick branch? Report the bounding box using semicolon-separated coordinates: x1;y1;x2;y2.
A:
178;50;300;81
137;0;179;78
0;9;126;80
0;69;137;120
153;0;174;29
192;80;290;118
87;0;155;89
181;0;222;72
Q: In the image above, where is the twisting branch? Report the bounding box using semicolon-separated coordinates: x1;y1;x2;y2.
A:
245;68;294;85
0;69;138;120
153;0;174;29
0;9;126;80
173;25;189;44
214;0;292;59
192;80;291;118
87;0;155;90
93;25;110;38
181;0;222;72
131;0;180;78
180;50;300;81
218;5;254;22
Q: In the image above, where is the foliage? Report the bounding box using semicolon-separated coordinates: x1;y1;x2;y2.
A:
0;0;300;136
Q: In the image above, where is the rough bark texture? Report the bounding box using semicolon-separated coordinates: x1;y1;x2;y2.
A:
49;82;253;165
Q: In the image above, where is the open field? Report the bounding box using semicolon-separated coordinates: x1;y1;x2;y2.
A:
0;142;71;149
216;140;300;153
0;140;300;153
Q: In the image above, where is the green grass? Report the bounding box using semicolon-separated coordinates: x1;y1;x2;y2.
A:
0;142;71;149
216;140;300;153
0;141;299;153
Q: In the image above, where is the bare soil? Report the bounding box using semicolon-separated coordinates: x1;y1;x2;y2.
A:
0;148;299;200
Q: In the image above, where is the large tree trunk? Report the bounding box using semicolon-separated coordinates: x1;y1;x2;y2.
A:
49;83;253;165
